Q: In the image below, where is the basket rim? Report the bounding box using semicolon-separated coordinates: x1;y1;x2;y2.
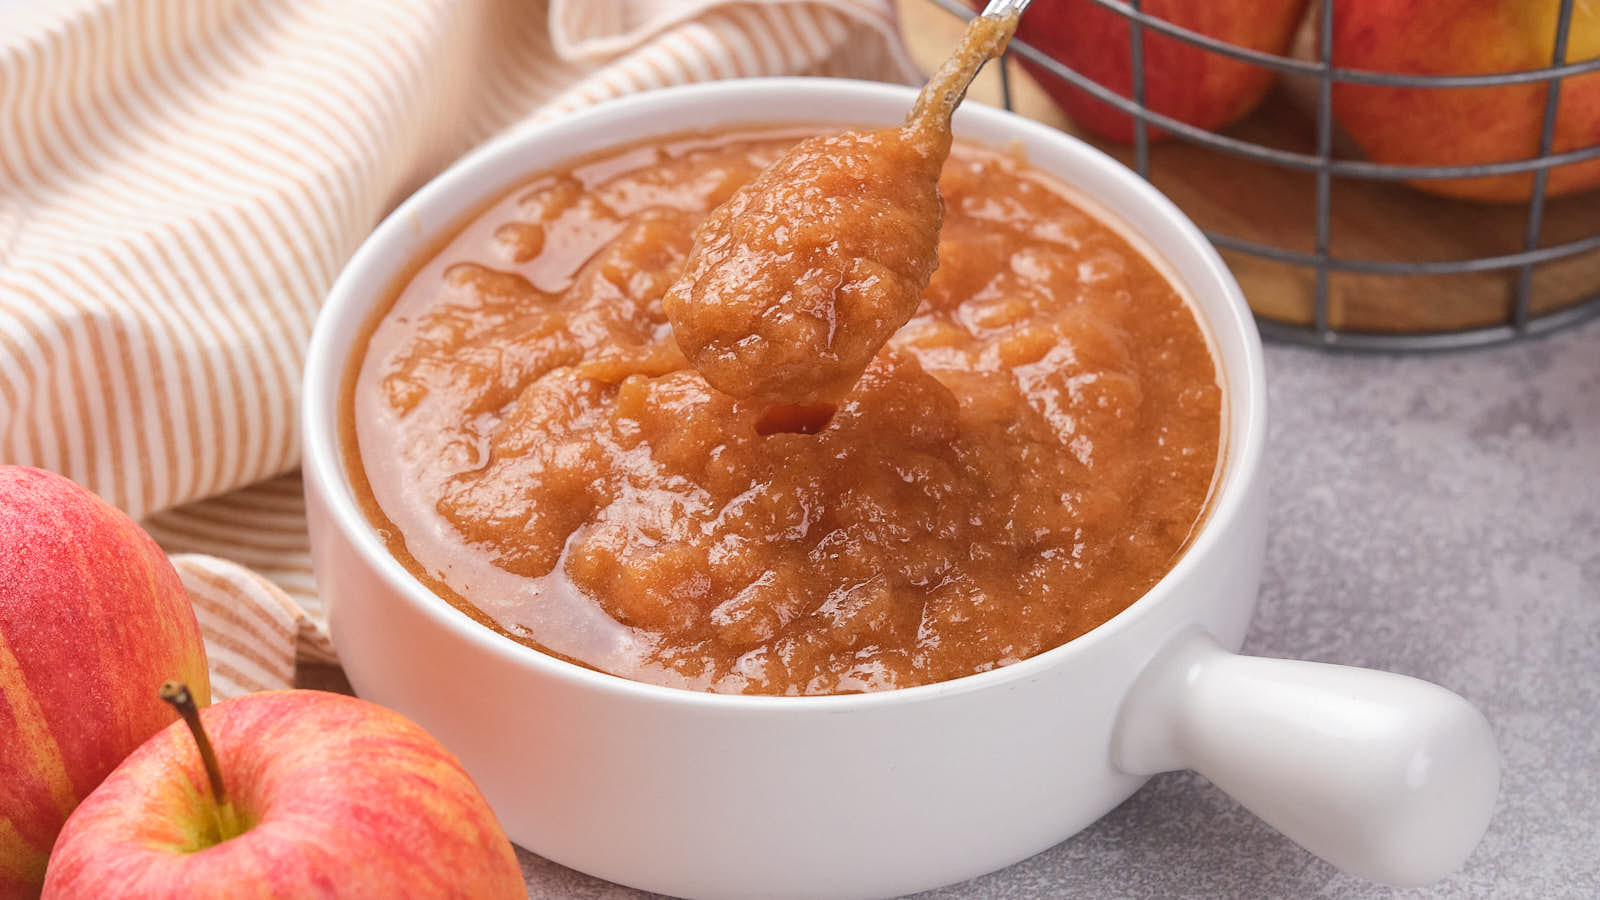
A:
930;0;1600;88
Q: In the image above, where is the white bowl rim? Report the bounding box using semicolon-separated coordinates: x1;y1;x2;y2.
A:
301;76;1268;712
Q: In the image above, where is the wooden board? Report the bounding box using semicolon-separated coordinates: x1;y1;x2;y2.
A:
896;0;1600;336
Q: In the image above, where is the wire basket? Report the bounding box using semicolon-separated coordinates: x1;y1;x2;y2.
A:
926;0;1600;350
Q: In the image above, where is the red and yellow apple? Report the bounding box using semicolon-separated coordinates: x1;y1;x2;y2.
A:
1;466;210;899
1331;0;1600;201
997;0;1311;143
42;689;524;899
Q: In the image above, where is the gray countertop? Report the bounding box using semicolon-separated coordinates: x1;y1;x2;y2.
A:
515;316;1600;899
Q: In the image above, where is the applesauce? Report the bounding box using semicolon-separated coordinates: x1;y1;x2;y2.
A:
347;126;1222;695
661;125;945;403
662;13;1016;404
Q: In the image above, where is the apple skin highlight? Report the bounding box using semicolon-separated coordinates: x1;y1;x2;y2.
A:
1000;0;1310;143
1331;0;1600;202
0;466;211;899
41;690;525;900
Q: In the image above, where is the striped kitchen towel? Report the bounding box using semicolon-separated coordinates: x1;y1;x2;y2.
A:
0;0;921;700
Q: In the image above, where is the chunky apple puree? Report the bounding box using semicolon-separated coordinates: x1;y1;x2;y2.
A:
663;13;1015;403
349;127;1221;695
661;127;944;402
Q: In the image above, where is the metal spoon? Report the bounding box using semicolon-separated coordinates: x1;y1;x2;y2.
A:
905;0;1033;133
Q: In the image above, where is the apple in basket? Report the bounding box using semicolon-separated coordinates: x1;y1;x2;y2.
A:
42;687;525;899
995;0;1311;142
1329;0;1600;202
0;466;211;899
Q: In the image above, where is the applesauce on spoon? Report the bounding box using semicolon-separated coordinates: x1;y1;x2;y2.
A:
662;8;1020;403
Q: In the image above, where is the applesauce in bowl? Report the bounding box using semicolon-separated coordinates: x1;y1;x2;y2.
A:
305;79;1498;899
345;127;1221;696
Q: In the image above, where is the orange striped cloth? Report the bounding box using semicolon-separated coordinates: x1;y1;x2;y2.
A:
0;0;919;700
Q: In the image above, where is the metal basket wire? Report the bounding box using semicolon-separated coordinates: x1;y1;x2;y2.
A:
927;0;1600;350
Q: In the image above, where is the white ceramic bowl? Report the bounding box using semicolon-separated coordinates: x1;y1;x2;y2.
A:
302;78;1499;900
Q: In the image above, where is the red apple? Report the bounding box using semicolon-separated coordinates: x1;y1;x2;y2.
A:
1331;0;1600;201
995;0;1311;143
42;688;524;899
1;466;210;899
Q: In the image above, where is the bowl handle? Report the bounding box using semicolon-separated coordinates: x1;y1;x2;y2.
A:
1111;629;1499;887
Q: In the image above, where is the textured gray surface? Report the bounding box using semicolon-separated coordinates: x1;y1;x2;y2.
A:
515;317;1600;899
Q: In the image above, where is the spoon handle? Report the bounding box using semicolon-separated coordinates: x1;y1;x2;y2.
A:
906;0;1028;132
980;0;1032;17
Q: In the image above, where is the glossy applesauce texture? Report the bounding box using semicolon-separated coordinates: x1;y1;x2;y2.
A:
349;128;1222;695
662;126;944;403
661;12;1014;404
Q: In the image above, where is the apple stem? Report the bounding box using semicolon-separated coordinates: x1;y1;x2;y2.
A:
159;681;243;841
